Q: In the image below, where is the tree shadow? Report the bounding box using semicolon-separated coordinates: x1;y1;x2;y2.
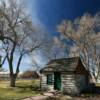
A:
16;84;40;90
14;82;41;94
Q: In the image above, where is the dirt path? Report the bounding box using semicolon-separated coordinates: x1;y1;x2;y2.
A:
23;92;55;100
23;95;49;100
23;95;72;100
23;91;72;100
23;95;100;100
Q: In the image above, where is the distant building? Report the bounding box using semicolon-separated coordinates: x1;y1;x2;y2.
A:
40;57;89;95
0;71;10;80
19;70;40;79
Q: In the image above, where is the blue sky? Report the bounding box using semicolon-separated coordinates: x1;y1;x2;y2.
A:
3;0;100;72
26;0;100;33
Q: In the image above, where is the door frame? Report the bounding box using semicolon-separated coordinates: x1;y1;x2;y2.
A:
54;72;61;91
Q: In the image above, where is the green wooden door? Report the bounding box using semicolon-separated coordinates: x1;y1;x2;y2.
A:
54;72;61;91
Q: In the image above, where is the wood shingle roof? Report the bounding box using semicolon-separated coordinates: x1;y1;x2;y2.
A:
40;57;83;72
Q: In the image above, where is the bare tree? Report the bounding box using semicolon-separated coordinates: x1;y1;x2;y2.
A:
0;0;45;87
57;12;100;82
43;36;70;61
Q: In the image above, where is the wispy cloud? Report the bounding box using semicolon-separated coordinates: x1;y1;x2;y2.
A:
25;0;46;30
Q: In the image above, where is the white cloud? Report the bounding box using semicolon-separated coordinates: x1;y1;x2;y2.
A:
25;0;46;30
69;44;79;57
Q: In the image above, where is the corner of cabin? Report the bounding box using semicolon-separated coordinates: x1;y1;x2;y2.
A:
75;58;89;75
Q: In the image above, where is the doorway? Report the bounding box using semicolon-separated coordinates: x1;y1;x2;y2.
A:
54;72;61;91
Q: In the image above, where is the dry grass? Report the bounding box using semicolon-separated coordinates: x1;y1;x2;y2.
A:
95;83;100;87
0;79;40;100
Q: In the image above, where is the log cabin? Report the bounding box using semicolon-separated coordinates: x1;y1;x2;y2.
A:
40;57;89;95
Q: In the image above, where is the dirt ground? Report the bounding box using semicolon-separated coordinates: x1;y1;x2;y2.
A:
73;97;100;100
23;86;100;100
23;95;100;100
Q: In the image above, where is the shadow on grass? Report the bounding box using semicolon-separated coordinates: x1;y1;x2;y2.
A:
0;97;18;100
13;80;41;93
16;85;40;91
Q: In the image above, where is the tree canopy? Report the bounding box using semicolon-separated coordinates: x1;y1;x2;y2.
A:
57;12;100;82
0;0;46;87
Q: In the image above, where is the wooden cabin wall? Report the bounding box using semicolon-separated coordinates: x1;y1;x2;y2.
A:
61;73;87;94
41;72;54;91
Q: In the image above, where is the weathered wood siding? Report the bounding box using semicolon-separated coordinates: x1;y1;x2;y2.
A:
41;72;87;94
61;73;87;94
41;73;54;91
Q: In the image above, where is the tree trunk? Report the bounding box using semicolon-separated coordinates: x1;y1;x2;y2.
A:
10;75;16;87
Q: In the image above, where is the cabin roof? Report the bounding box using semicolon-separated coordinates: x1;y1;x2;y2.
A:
40;57;86;73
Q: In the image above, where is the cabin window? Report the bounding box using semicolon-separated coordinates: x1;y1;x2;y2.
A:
47;74;53;85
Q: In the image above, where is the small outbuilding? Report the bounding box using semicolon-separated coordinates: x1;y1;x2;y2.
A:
40;57;89;95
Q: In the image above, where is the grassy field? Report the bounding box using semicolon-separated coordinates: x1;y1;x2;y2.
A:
0;79;40;100
95;83;100;87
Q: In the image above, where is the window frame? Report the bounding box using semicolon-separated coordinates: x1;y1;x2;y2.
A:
47;74;53;85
